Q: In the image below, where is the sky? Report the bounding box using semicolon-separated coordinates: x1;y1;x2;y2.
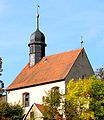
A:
0;0;104;88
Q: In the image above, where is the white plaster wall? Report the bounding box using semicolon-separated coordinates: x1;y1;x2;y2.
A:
34;105;43;120
7;81;65;113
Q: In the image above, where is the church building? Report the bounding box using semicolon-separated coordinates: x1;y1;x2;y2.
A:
6;6;94;120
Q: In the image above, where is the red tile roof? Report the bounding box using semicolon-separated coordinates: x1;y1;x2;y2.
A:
35;103;43;113
7;48;83;90
35;103;66;120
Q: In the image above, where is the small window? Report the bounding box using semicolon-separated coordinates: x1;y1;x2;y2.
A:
82;75;84;79
82;51;84;58
22;92;30;107
81;74;86;79
30;112;34;120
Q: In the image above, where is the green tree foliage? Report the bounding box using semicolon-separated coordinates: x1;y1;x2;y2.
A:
0;57;3;73
65;76;104;120
96;67;104;80
0;57;4;96
90;78;104;120
0;102;24;120
43;87;64;120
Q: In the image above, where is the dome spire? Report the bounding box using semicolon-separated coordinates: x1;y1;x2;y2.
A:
36;5;40;30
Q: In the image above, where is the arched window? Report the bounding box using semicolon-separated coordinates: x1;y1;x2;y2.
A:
51;86;59;92
22;92;30;107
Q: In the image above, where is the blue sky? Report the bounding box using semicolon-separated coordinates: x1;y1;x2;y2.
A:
0;0;104;87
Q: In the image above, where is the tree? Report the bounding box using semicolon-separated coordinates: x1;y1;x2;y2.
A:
90;78;104;120
96;67;104;80
65;76;104;120
0;102;24;120
43;87;64;120
0;57;4;97
0;57;3;75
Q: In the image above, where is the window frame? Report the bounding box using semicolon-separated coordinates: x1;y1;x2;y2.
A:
22;92;30;107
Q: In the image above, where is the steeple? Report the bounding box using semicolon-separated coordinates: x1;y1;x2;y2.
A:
36;5;40;30
28;5;47;67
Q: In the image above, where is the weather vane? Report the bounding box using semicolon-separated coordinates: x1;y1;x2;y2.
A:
80;36;84;48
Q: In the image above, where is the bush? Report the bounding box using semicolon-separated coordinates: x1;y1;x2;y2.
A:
0;102;24;120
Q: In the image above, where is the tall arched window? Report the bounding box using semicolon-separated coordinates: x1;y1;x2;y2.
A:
22;92;30;107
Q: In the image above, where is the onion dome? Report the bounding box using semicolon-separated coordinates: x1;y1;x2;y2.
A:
28;29;46;47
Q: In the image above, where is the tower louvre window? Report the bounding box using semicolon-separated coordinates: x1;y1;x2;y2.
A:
35;45;41;52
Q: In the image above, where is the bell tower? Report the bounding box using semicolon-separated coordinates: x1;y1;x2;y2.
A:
28;5;47;67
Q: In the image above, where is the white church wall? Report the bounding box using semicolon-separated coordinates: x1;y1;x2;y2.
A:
7;80;65;114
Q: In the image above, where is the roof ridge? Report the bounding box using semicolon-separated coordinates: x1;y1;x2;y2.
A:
44;48;83;58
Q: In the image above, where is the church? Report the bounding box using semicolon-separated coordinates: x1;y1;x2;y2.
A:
6;6;94;120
